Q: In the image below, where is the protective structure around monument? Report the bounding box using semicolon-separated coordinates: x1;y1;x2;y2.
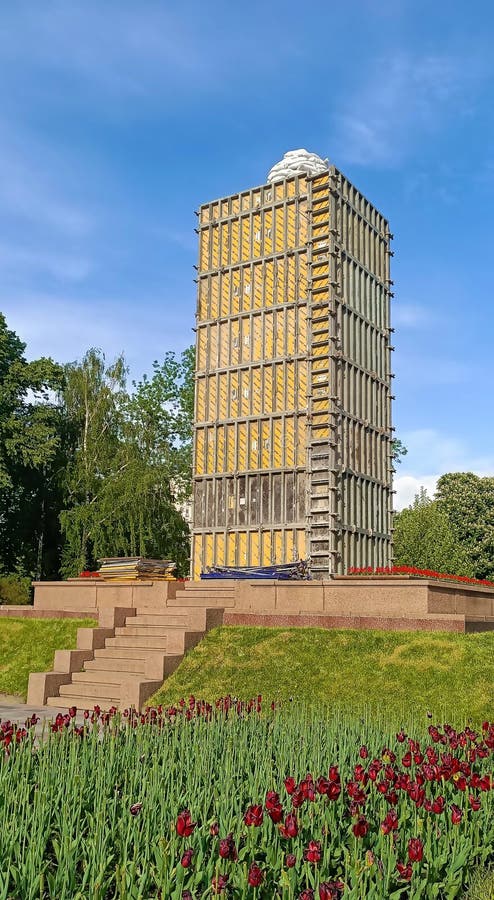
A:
192;165;394;579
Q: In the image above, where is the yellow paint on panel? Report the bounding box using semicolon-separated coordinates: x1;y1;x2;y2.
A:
220;272;230;316
312;174;328;190
230;220;240;266
241;216;250;260
250;531;260;565
287;256;296;302
218;372;228;418
232;269;241;314
215;533;226;567
253;263;263;309
221;223;229;267
241;370;250;417
286;180;296;198
238;422;247;470
198;280;208;320
249;421;259;469
196;378;206;421
200;206;210;225
238;532;248;565
211;226;219;268
261;419;270;468
313;343;329;358
275;258;285;305
252;315;262;362
219;322;229;367
262;530;272;565
264;260;274;307
264;311;274;358
231;320;240;366
252;213;261;258
241;193;250;212
226;424;235;472
287;203;296;249
286;307;295;354
296;529;306;560
285;417;295;467
273;419;282;467
263;366;273;414
313;424;330;439
241;323;251;364
312;356;329;373
299;200;308;244
252;368;261;415
229;371;239;418
205;533;214;569
217;425;225;472
274;530;283;562
286;361;295;409
242;268;252;311
206;427;215;473
298;307;307;354
232;196;240;215
196;429;205;475
209;323;218;369
275;182;284;201
274;362;284;411
252;190;261;208
297;417;306;467
313;261;329;277
221;200;229;218
198;328;207;370
298;361;308;406
227;532;236;566
207;375;217;421
264;209;273;255
210;276;219;319
200;230;210;272
193;536;202;581
275;206;284;253
285;530;294;562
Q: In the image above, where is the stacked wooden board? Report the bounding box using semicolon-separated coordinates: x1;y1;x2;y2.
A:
97;558;176;581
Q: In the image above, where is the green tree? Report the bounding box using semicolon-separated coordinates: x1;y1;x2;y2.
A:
393;487;473;576
0;313;64;579
435;473;494;580
391;438;408;467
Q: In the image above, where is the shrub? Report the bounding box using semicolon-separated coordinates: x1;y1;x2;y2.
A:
0;574;32;605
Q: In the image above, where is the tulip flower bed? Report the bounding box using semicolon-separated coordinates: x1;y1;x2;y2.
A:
1;701;494;899
347;566;494;588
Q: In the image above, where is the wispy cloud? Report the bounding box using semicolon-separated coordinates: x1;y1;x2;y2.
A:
0;242;92;281
332;51;489;167
392;303;431;328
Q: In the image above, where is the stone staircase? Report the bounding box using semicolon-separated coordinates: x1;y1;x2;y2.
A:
29;604;223;711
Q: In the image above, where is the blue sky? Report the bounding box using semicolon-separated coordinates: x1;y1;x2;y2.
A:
1;0;493;509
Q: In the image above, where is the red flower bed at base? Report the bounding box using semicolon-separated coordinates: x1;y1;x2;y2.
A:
348;565;494;588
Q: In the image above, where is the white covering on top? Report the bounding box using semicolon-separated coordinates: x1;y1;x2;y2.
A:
266;149;329;184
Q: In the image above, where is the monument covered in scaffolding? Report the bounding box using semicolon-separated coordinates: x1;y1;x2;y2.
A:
191;150;394;579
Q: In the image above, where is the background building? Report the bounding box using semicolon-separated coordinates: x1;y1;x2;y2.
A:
191;150;394;579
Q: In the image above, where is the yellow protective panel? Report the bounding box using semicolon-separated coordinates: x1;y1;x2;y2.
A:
227;532;236;565
286;361;295;410
297;417;306;467
286;307;295;355
275;258;284;305
241;193;250;212
215;533;226;567
264;259;274;307
252;190;261;208
238;532;248;565
264;311;274;359
217;425;225;472
287;203;296;249
218;372;228;417
286;180;296;198
231;270;241;314
298;360;308;406
241;370;250;416
312;173;328;189
221;222;229;267
275;206;284;253
253;315;262;361
261;419;271;468
274;530;283;562
238;422;247;470
221;199;229;218
205;533;214;569
226;424;235;471
250;531;260;565
263;366;273;414
249;421;259;469
231;320;240;366
287;255;296;302
313;343;329;358
219;322;229;367
242;268;252;311
193;536;202;580
264;209;273;255
285;530;294;562
200;206;210;225
210;276;219;320
241;216;250;260
262;530;272;564
196;378;206;421
253;263;263;309
198;328;207;370
195;429;205;475
274;182;284;201
211;226;219;268
200;230;210;271
198;280;208;320
298;307;307;354
252;212;261;258
273;419;283;467
274;362;284;410
230;371;239;418
312;356;329;373
209;324;218;368
206;427;215;473
230;220;240;266
296;529;306;560
232;196;240;215
220;272;230;317
252;368;262;415
285;417;295;467
207;375;217;421
299;200;308;244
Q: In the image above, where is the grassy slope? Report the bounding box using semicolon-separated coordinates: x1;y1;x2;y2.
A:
0;618;97;700
151;626;494;724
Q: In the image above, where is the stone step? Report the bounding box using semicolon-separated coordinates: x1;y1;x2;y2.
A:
46;694;120;710
72;670;138;685
105;630;203;651
85;656;147;673
116;625;182;638
93;647;155;660
130;614;189;626
59;681;122;699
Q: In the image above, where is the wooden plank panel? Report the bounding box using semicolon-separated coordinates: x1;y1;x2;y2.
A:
200;230;210;271
205;533;214;569
238;531;248;566
208;375;217;422
198;279;208;319
287;202;296;249
217;425;225;472
249;421;259;470
218;372;228;418
285;417;295;467
195;429;205;475
229;371;239;418
211;226;219;268
227;531;236;565
238;422;247;470
264;311;274;358
215;532;226;567
250;530;260;565
297;416;306;467
252;367;262;415
253;262;263;309
286;307;295;355
286;360;295;410
264;259;274;307
196;378;206;421
241;216;250;261
261;419;270;469
220;272;230;316
261;530;272;565
230;220;240;266
242;267;252;311
252;212;261;258
206;427;215;473
264;209;273;255
273;419;283;467
263;365;273;414
192;535;202;580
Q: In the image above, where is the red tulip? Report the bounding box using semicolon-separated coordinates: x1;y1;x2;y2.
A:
247;863;264;887
218;833;237;861
176;809;196;837
129;803;142;816
469;795;481;811
299;891;314;900
451;804;463;824
286;853;297;868
180;849;194;868
319;882;345;900
279;813;298;838
284;776;296;794
267;803;283;823
396;862;413;880
212;873;229;895
380;809;398;834
359;745;368;759
304;840;322;864
352;815;369;838
407;837;423;862
244;804;263;827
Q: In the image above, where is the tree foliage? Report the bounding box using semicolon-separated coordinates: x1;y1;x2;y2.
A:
393;488;473;576
436;473;494;581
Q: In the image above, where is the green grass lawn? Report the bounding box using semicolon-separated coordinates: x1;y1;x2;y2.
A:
151;626;494;724
0;617;97;700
